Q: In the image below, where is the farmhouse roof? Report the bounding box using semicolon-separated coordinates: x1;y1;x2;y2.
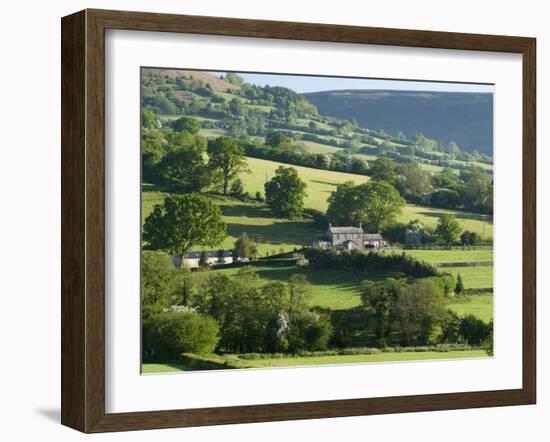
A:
184;250;233;259
329;226;364;234
364;234;384;241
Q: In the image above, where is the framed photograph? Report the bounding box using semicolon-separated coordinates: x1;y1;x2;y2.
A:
61;9;536;433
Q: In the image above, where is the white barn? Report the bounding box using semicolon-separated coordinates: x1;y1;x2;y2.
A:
172;250;233;269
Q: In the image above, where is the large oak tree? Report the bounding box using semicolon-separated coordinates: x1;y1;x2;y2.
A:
143;194;227;266
327;180;405;232
264;166;307;219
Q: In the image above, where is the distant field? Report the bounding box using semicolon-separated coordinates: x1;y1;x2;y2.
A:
384;248;493;264
200;128;227;138
142;349;488;373
352;152;379;162
214;91;240;102
242;156;370;211
444;266;494;289
295;118;334;131
401;204;493;240
447;294;493;322
242;157;492;237
159;114;217;123
417;162;447;173
450;159;493;171
299;140;341;154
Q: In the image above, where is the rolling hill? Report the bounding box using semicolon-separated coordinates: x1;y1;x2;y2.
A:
303;90;494;154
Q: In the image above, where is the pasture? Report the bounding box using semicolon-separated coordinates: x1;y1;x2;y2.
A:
447;293;494;322
142;187;321;256
142;349;488;373
214;262;493;315
232;350;488;368
384;248;493;264
216;264;385;310
401;204;493;240
241;156;494;239
299;140;342;154
241;156;370;211
444;266;494;289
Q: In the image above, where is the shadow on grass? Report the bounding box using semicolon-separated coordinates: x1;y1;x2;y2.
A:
226;221;321;246
218;202;273;218
309;179;341;187
416;211;494;224
253;267;387;292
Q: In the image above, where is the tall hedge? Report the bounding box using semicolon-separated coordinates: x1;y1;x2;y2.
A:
304;249;439;278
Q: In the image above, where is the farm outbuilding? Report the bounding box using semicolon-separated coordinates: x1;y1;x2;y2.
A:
172;250;233;269
312;224;386;250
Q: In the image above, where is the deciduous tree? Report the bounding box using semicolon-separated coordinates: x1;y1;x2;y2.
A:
264;166;307;219
369;157;397;184
327;180;405;232
233;232;258;260
158;145;212;193
170;116;201;134
207;137;250;196
434;213;462;247
143;194;227;266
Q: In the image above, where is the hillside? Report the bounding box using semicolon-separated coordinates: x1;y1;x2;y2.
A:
303;90;494;154
142;68;238;92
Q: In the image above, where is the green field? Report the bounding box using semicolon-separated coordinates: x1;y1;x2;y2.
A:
447;294;493;322
200;128;227;138
143;189;320;256
214;262;493;314
401;204;493;240
416;162;447;173
142;349;488;373
234;350;488;368
299;140;342;154
450;159;493;171
242;157;493;237
352;152;380;162
159;114;218;123
295;118;334;131
242;156;370;211
384;248;493;264
444;266;493;289
216;264;387;309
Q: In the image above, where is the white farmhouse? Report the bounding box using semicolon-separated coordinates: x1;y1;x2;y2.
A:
172;250;233;269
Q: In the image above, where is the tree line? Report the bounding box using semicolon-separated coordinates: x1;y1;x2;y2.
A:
141;252;491;361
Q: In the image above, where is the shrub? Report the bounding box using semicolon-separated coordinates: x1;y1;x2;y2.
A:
230;178;245;197
459;315;492;345
304;248;439;278
143;311;220;359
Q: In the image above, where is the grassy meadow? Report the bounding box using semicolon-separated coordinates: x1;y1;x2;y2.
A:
216;263;494;314
140;69;495;374
216;264;385;310
143;186;321;256
382;248;493;264
144;154;493;240
241;156;370;211
445;266;494;289
142;349;489;373
400;204;493;240
447;294;493;322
